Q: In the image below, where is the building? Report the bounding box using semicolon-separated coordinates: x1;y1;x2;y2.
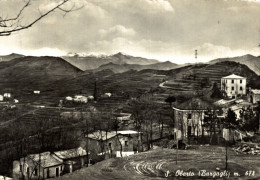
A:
172;98;219;141
13;147;87;180
53;147;87;173
249;89;260;104
82;130;140;158
221;74;246;98
13;152;63;180
33;91;40;94
3;93;11;98
0;95;3;101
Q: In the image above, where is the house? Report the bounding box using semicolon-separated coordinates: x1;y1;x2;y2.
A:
82;130;140;158
14;99;19;103
221;74;246;98
13;152;63;180
0;95;3;101
248;89;260;104
172;98;219;141
33;91;40;94
103;93;112;98
13;147;87;180
3;93;11;98
73;95;88;103
116;113;132;125
53;147;87;173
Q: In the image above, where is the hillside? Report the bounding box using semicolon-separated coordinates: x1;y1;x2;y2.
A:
0;56;82;97
0;53;24;62
164;61;260;93
62;52;160;71
209;54;260;75
96;61;178;73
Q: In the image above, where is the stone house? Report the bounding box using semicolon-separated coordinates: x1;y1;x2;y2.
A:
221;74;246;98
248;89;260;104
13;147;87;180
53;147;87;173
82;130;139;158
172;98;218;141
13;152;63;180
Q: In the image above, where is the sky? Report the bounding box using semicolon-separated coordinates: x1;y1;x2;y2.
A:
0;0;260;64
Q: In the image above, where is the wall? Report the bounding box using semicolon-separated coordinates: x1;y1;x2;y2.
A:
173;109;205;140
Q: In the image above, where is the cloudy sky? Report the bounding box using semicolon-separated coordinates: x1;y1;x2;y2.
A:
0;0;260;64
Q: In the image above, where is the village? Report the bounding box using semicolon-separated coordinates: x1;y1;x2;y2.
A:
0;0;260;179
0;71;259;180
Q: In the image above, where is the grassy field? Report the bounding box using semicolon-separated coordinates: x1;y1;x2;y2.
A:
55;145;260;179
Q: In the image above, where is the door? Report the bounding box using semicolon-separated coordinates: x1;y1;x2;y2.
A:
188;126;192;137
56;167;59;177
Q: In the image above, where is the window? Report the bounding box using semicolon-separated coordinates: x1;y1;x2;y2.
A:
125;141;128;147
232;87;234;90
20;165;23;172
232;79;234;83
108;143;112;148
240;87;243;91
240;80;242;84
188;113;192;120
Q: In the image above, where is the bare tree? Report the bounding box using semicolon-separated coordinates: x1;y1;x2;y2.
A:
0;0;83;36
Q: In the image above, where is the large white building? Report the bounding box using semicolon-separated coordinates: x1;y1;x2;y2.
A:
221;74;246;98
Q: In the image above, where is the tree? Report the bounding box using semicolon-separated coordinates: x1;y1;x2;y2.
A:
0;0;83;36
165;96;176;107
211;82;223;99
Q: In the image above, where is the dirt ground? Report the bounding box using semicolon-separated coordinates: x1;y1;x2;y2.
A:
56;145;260;180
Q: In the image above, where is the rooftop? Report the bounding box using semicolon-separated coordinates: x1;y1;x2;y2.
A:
251;89;260;95
87;130;139;140
28;152;63;168
173;98;217;110
54;147;87;160
222;74;245;79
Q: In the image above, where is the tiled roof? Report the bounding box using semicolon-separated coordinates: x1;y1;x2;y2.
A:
174;98;217;110
28;152;63;168
54;147;87;159
87;130;137;140
222;74;245;79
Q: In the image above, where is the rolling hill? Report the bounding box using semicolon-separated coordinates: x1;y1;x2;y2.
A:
62;52;160;71
0;56;82;96
209;54;260;75
96;61;178;73
0;53;24;62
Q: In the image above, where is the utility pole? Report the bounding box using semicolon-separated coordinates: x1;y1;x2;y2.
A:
195;49;198;66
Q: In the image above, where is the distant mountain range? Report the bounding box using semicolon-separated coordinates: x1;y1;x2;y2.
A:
209;54;260;75
96;61;178;73
62;52;160;71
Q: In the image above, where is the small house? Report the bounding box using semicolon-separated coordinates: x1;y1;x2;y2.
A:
82;130;140;158
74;95;88;103
249;89;260;104
53;147;87;173
33;91;40;94
14;99;19;103
104;93;112;98
0;95;3;101
4;93;11;98
13;152;63;180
